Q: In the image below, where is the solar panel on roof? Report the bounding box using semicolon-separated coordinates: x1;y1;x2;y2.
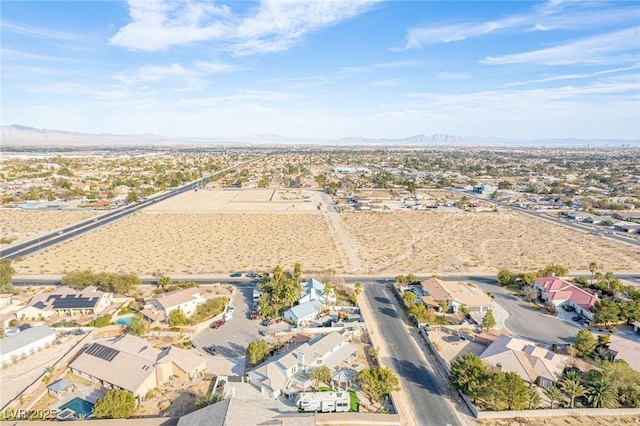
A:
85;343;119;362
51;295;98;309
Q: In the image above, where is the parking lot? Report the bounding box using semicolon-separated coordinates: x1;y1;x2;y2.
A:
193;286;263;358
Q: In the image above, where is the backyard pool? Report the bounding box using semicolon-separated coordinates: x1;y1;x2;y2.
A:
59;397;94;418
115;316;133;326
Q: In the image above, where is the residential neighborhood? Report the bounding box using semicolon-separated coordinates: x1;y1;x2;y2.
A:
1;146;639;426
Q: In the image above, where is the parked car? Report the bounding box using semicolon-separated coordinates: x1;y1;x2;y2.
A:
230;272;242;277
203;346;218;355
562;305;575;312
250;310;258;320
246;272;259;278
227;305;236;315
223;312;233;321
262;317;282;326
210;320;226;329
572;315;583;321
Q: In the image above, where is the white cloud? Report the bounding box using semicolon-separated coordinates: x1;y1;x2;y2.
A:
1;20;80;41
481;27;640;65
401;1;639;49
115;63;197;85
110;0;379;54
502;64;640;87
367;79;401;87
25;83;89;95
180;89;292;106
403;20;513;48
1;48;84;63
193;61;238;73
437;72;471;80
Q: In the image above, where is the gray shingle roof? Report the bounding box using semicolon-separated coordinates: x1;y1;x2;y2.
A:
0;326;55;355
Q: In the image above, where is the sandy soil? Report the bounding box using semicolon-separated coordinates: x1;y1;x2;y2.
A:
10;191;640;276
341;211;640;274
479;416;640;425
14;211;343;275
0;209;101;246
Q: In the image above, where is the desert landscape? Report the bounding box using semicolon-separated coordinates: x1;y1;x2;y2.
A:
0;209;102;246
6;189;640;276
342;210;640;274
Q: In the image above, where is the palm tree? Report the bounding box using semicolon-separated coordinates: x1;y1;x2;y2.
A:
544;385;563;409
586;380;618;408
323;283;333;307
158;275;172;290
526;387;542;409
353;282;362;307
589;262;598;286
293;263;303;287
282;279;299;308
559;372;586;408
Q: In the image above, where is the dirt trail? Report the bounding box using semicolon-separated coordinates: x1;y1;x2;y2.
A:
320;193;363;273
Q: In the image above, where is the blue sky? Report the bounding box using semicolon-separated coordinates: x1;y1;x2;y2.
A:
2;0;639;140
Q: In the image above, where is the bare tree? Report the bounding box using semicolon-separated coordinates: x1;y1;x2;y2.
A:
523;285;538;303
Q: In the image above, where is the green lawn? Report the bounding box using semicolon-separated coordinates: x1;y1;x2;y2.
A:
349;390;360;412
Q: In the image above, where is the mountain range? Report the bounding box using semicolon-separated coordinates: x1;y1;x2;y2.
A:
1;124;638;148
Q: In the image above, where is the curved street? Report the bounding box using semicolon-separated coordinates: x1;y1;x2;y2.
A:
466;278;581;344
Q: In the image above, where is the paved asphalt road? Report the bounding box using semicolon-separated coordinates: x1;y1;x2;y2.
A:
464;277;582;344
364;284;462;426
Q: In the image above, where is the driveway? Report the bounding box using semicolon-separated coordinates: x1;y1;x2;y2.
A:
471;279;581;344
193;286;262;357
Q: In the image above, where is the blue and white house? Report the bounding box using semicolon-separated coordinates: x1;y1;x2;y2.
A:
298;278;335;305
284;300;323;326
283;278;335;327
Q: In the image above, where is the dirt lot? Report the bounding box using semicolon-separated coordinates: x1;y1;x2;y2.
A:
9;190;640;276
0;209;101;246
341;210;640;274
14;212;342;275
479;416;640;425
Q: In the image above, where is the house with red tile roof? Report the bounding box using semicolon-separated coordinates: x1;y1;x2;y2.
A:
532;277;598;320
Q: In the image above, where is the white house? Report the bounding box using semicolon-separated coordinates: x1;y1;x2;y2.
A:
0;326;56;366
283;300;323;327
15;286;113;320
299;278;335;305
248;331;358;399
141;287;206;323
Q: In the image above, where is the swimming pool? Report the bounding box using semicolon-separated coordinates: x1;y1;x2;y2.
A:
59;397;94;417
116;316;133;326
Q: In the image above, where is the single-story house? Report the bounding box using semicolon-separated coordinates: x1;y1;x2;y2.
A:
141;287;207;324
0;326;56;366
532;277;598;319
606;335;640;372
15;286;113;320
69;334;206;400
283;300;323;326
420;277;492;313
479;334;570;387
